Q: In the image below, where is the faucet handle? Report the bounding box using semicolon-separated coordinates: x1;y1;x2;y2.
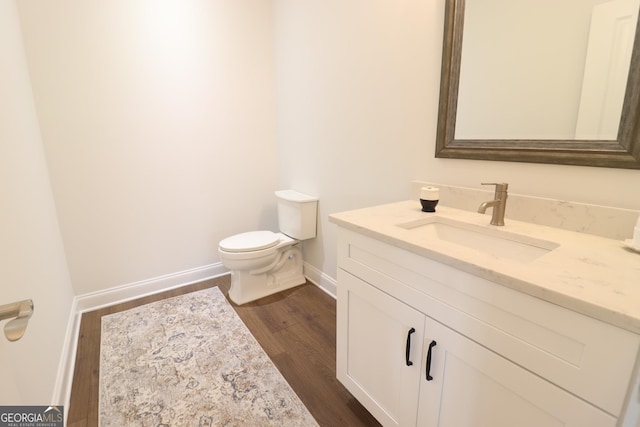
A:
481;182;508;192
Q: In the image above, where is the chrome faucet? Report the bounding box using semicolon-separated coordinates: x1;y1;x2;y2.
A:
478;182;508;226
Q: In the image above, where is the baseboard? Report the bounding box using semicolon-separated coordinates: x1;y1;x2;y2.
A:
303;262;336;299
75;263;228;314
51;297;79;418
52;262;228;413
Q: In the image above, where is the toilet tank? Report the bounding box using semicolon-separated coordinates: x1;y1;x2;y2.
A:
275;190;318;240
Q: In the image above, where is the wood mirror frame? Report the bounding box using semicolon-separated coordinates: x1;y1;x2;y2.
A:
435;0;640;169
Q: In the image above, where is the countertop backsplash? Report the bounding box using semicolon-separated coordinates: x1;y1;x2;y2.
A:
411;181;639;241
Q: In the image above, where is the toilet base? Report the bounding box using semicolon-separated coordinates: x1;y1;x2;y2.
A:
228;244;306;305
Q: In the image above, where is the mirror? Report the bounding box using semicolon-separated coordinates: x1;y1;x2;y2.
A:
435;0;640;169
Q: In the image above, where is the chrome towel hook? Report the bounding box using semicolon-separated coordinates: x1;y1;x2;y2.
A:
0;299;34;342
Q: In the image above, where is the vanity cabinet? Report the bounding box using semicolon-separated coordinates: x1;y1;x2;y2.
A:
336;228;640;427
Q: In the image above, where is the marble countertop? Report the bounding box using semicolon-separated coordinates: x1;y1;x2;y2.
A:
329;200;640;334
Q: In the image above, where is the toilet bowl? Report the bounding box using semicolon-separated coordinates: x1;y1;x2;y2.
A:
219;231;288;272
218;190;318;305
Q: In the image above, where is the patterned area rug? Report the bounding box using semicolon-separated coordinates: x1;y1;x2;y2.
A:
99;287;318;426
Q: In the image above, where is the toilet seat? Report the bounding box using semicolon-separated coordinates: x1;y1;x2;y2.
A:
219;231;280;253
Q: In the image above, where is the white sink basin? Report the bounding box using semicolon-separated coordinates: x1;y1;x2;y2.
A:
397;216;559;263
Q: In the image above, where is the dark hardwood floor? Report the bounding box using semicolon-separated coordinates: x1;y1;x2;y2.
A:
67;276;380;426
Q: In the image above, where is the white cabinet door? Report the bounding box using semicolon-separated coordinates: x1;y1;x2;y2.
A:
417;320;616;427
337;269;425;427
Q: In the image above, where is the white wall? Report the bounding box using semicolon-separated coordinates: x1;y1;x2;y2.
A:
17;0;280;294
0;1;74;404
274;0;640;280
18;0;637;298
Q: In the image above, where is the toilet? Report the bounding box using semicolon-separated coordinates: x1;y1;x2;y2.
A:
218;190;318;305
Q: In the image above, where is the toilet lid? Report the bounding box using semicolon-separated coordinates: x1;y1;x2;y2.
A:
219;231;280;253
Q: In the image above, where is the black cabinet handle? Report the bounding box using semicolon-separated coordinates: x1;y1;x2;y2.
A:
426;340;437;380
405;328;416;366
